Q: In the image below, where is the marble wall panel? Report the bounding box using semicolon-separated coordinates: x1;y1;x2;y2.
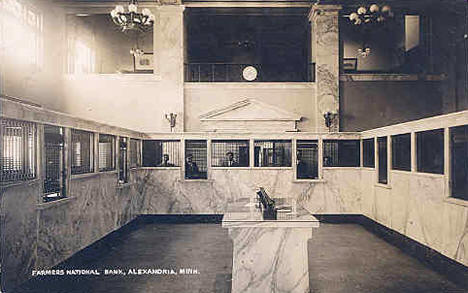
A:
373;186;391;225
36;171;145;269
296;182;327;213
138;169;296;214
116;171;145;226
155;6;185;83
300;169;362;214
137;169;188;214
389;172;411;233
310;5;341;132
153;6;185;132
363;168;468;267
336;169;362;213
1;180;40;291
404;175;446;251
441;203;468;264
138;168;363;215
360;170;375;217
454;215;468;265
37;200;83;268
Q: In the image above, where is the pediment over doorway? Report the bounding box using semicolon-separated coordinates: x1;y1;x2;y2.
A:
199;98;301;132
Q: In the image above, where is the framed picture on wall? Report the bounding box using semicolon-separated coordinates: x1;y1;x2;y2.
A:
343;58;358;72
133;52;154;72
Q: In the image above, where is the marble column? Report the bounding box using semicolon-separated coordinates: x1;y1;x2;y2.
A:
309;5;342;132
229;227;313;293
154;5;185;132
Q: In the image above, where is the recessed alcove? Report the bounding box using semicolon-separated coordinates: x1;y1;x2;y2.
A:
66;14;154;74
185;7;312;82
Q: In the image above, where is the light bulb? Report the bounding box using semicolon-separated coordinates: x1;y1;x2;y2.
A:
142;8;151;16
128;4;137;13
349;12;358;21
115;5;124;13
357;6;367;15
110;9;117;18
369;4;379;13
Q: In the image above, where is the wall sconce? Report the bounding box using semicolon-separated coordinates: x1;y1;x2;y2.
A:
323;111;338;131
165;113;177;132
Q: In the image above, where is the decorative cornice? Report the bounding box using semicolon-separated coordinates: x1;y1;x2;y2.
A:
184;2;311;8
156;4;186;11
199;98;302;121
308;4;342;21
0;97;146;138
340;73;447;82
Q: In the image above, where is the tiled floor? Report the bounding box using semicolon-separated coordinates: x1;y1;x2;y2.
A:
16;222;467;293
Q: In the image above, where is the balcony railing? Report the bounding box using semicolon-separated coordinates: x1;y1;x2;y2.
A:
184;63;315;83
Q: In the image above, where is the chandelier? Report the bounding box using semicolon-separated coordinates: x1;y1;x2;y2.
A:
348;4;393;58
349;4;393;26
110;0;155;33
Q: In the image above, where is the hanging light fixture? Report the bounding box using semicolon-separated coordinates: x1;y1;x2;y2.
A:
358;46;371;58
110;0;155;58
129;47;145;57
349;4;393;26
348;4;393;58
110;0;155;33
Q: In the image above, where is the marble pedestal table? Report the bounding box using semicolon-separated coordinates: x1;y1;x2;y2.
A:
222;206;319;293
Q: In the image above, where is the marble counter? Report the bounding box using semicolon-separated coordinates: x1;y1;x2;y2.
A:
223;207;320;228
222;199;319;293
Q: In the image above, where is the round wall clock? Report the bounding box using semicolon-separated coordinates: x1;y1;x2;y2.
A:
242;66;258;81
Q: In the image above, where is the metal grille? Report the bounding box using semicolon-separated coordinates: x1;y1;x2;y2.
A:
378;137;388;184
129;138;141;168
323;140;360;167
392;134;411;171
323;141;338;167
362;138;375;168
254;140;292;167
416;129;444;174
211;140;249;167
43;124;66;200
142;140;181;167
184;63;315;82
99;134;115;171
297;140;318;179
119;137;128;183
0;118;36;183
71;129;94;174
185;140;207;179
450;125;468;200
